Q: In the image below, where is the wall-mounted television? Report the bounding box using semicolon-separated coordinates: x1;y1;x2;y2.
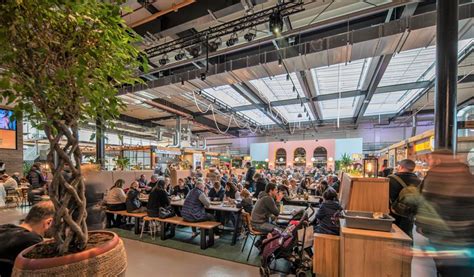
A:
0;108;17;150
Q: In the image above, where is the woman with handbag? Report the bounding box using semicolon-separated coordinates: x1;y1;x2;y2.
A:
147;180;170;218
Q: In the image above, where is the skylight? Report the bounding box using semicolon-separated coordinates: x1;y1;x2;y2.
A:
311;58;371;95
250;73;304;102
203;85;251;107
318;96;361;120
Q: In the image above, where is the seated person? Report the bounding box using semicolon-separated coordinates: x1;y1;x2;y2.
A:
238;189;253;213
313;188;342;235
208;181;225;201
0;201;54;277
331;176;340;193
164;177;173;195
224;182;237;200
316;180;329;197
234;184;243;201
253;173;267;199
288;179;298;195
251;183;284;233
105;179;126;227
181;180;216;237
146;175;160;191
126;181;146;213
2;174;18;190
172;178;189;197
137;174;148;188
277;180;291;203
147;180;170;218
297;176;311;194
105;179;126;210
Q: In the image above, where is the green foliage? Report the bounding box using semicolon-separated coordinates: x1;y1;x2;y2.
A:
22;161;34;177
114;157;130;170
0;0;147;127
336;153;353;172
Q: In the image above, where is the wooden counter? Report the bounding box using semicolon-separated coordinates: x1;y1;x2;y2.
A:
340;219;412;277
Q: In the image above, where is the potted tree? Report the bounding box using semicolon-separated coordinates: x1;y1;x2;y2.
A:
0;0;146;275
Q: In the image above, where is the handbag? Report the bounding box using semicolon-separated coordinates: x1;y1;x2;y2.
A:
158;206;176;219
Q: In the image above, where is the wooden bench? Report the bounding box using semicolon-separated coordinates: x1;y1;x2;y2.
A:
313;233;340;277
154;216;221;249
106;210;146;234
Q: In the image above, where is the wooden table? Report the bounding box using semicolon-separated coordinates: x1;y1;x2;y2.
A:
140;197;242;245
252;196;321;207
340;219;412;277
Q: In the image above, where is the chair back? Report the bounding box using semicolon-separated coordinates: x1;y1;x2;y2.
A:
242;211;260;235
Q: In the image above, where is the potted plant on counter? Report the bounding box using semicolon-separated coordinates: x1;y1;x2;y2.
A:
0;0;146;275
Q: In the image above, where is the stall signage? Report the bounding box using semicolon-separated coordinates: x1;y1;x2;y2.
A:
155;149;181;155
415;137;434;152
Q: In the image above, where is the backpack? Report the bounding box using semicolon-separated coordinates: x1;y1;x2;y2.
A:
389;174;421;218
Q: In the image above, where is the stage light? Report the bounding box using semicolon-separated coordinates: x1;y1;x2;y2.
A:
278;58;282;67
159;54;169;66
297;113;302;118
286;74;290;81
269;11;283;36
208;39;221;52
175;51;185;61
189;47;200;58
226;33;238;47
244;28;256;42
200;73;206;81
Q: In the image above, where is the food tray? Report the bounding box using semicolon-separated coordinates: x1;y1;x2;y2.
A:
343;210;394;232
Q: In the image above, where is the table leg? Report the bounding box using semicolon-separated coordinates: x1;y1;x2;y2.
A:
200;228;207;249
208;228;215;247
160;222;166;240
231;212;241;246
134;217;140;234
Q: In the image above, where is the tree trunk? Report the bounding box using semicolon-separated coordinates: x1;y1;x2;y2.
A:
44;120;88;255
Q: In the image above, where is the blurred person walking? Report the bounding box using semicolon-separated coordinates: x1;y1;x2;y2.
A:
416;150;474;277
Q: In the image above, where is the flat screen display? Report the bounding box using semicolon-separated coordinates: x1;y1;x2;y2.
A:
0;108;17;149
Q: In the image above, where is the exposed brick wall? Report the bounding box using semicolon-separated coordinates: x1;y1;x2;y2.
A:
0;107;23;176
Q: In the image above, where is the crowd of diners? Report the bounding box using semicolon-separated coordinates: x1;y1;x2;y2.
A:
104;162;343;239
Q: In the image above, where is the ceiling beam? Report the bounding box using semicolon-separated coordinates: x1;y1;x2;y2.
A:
296;70;322;122
232;82;291;133
150;98;240;137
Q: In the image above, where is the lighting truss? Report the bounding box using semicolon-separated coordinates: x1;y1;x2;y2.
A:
144;1;305;58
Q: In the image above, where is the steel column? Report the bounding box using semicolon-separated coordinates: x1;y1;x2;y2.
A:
96;118;105;169
434;0;458;152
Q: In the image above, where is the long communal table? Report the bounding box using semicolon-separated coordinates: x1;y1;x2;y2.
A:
140;197;242;245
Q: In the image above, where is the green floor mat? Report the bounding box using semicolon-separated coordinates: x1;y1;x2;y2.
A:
110;227;262;266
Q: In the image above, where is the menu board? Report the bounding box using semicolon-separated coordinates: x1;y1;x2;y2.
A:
0;108;17;149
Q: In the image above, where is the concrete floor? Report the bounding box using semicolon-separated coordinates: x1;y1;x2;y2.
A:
1;207;436;277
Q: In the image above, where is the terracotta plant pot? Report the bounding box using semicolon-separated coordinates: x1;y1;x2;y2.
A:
12;231;127;277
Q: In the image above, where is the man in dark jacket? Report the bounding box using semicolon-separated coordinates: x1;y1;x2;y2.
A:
251;183;284;233
314;188;342;235
388;159;421;238
244;162;256;192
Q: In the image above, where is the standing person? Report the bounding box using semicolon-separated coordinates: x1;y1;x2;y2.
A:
126;181;146;213
416;151;474;277
27;163;45;189
0;201;55;277
251;183;284;233
388;159;421;239
147;180;170;218
244;162;256;192
253;173;267;198
181;180;216;237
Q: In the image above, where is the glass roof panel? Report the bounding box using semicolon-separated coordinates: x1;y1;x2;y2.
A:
203;85;251;107
274;103;315;123
364;89;423;116
239;109;274;125
250;73;303;102
311;58;371;95
379;39;472;87
318;96;361;120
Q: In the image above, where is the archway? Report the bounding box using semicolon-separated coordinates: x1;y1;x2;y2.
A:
294;147;306;167
313;147;327;168
275;148;287;168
